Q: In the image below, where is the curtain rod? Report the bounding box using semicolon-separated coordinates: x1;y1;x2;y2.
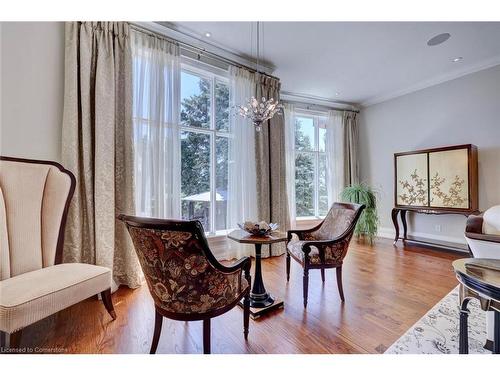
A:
283;99;360;114
129;23;280;82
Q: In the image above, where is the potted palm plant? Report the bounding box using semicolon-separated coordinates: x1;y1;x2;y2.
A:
341;183;379;244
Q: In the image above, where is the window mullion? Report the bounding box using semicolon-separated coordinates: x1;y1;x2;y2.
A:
314;117;319;218
209;76;217;235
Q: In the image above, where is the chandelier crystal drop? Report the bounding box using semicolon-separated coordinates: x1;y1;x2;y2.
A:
236;22;283;132
236;96;283;132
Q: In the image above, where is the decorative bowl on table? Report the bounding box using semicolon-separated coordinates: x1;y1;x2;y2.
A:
238;221;279;237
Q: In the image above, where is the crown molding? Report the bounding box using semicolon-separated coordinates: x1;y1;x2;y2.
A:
281;91;358;111
361;55;500;107
144;22;275;75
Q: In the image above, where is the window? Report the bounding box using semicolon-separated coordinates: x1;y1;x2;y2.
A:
294;112;328;219
180;63;230;234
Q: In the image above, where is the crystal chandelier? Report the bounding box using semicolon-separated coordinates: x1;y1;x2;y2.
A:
236;96;282;132
236;22;283;132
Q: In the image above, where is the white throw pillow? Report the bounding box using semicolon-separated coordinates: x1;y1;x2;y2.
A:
483;205;500;235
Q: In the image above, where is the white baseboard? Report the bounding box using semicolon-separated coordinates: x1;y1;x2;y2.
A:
377;226;467;246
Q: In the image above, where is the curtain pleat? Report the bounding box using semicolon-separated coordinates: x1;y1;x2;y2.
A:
130;30;181;219
223;66;259;260
62;22;143;289
343;111;360;187
326;110;344;206
283;103;296;227
255;75;289;256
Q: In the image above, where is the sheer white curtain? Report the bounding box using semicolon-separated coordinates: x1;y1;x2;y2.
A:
223;66;258;259
283;103;296;227
325;110;345;206
131;31;181;218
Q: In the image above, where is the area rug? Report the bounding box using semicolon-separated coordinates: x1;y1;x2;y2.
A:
385;286;489;354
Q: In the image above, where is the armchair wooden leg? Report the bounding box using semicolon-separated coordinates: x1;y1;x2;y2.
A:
243;292;250;340
321;268;325;283
100;288;117;320
303;268;309;308
336;266;345;302
0;330;21;351
150;309;163;354
203;319;211;354
286;252;291;282
0;331;9;350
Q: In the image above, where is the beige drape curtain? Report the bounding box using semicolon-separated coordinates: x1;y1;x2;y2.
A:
61;22;142;289
343;111;360;187
255;75;290;255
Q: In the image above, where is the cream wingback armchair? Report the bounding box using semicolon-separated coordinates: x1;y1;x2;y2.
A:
0;157;116;349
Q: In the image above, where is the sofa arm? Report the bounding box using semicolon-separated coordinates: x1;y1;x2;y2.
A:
465;214;483;234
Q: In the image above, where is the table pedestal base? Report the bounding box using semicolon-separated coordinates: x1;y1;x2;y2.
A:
238;296;284;320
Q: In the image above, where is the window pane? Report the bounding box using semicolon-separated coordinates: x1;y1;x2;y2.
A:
295;117;315;151
319;126;326;153
180;71;211;129
318;154;328;216
295;152;315;217
181;131;211;230
215;81;229;132
215;136;228;231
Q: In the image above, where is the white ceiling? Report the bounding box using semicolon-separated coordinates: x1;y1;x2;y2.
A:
168;22;500;106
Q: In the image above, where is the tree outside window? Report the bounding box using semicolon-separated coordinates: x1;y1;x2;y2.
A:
180;67;230;234
294;113;328;218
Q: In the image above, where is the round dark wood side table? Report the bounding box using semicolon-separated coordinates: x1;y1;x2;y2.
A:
453;258;500;354
227;230;287;319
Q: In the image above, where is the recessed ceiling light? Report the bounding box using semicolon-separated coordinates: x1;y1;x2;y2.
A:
427;33;451;46
335;92;340;96
204;32;212;38
452;57;463;62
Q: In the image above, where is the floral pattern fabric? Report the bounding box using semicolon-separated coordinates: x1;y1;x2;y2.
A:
127;227;247;314
308;208;356;240
287;206;357;265
287;237;351;265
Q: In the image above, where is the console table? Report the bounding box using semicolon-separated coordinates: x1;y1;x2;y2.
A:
391;208;477;250
392;144;479;251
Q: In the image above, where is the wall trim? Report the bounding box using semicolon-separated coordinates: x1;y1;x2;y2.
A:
361;56;500;107
281;91;358;111
135;22;275;75
377;226;467;246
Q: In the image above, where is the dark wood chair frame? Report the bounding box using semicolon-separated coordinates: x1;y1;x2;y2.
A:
286;203;365;308
465;214;500;245
118;214;251;354
0;156;116;351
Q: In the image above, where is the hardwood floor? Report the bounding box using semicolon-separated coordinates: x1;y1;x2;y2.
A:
16;238;464;354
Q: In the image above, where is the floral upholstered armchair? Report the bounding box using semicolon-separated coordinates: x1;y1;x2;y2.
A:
118;215;251;354
286;202;364;308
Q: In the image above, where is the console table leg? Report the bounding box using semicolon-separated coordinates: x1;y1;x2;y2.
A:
391;208;400;245
494;310;500;354
401;210;408;242
459;299;470;354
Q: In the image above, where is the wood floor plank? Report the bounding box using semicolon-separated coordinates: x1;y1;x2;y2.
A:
15;238;464;354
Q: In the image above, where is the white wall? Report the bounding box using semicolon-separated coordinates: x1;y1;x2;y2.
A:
359;64;500;245
0;22;65;161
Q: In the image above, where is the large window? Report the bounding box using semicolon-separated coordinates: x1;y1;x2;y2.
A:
294;112;328;219
180;63;230;234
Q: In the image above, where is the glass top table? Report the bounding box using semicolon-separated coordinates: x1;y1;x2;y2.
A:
453;258;500;354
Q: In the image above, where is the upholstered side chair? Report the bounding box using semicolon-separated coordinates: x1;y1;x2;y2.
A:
0;156;116;349
286;202;365;308
118;215;251;354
